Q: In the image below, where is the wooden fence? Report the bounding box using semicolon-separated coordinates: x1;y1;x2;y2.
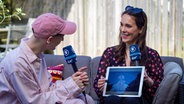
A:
14;0;184;60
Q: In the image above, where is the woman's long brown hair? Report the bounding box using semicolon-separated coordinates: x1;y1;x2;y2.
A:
115;9;148;66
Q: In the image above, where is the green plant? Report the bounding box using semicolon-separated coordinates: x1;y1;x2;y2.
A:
0;0;25;24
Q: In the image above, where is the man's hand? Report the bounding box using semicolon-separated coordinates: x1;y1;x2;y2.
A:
72;66;89;89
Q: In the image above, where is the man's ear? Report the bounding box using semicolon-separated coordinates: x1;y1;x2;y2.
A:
46;36;53;44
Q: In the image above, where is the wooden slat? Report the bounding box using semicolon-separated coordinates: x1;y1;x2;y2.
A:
175;0;182;56
151;0;156;49
169;0;175;56
96;0;107;56
156;1;161;53
7;0;183;60
162;0;169;55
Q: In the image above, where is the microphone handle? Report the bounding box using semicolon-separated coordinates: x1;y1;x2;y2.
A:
71;63;88;104
135;61;139;66
82;91;88;104
71;63;78;72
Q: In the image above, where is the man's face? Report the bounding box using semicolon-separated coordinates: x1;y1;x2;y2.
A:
46;34;64;50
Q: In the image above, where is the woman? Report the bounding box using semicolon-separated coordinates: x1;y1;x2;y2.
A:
93;6;164;104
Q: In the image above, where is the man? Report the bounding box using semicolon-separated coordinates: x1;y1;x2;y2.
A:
0;13;94;104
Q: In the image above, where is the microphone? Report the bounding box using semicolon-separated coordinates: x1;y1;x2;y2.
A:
63;45;88;104
129;44;141;66
63;45;78;72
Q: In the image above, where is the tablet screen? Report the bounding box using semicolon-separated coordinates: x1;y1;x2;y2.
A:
103;66;145;97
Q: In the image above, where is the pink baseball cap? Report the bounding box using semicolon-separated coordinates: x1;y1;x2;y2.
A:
32;13;77;38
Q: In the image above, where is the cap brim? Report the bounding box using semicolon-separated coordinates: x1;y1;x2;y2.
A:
60;21;77;35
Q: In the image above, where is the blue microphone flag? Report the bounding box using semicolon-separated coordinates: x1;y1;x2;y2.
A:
129;44;141;61
63;45;77;64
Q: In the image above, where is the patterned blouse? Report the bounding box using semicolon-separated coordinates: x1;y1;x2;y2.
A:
93;46;164;103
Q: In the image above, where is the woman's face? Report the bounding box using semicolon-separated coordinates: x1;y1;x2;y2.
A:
120;14;142;46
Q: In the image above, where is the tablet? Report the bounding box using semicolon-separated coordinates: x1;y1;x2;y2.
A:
103;66;145;97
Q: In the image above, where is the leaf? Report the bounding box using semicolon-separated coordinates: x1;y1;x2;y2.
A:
21;13;26;16
0;0;26;24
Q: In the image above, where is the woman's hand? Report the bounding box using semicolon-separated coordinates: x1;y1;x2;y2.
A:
144;71;154;87
98;76;106;91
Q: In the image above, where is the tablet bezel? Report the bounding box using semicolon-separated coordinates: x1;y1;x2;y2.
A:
103;66;145;97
